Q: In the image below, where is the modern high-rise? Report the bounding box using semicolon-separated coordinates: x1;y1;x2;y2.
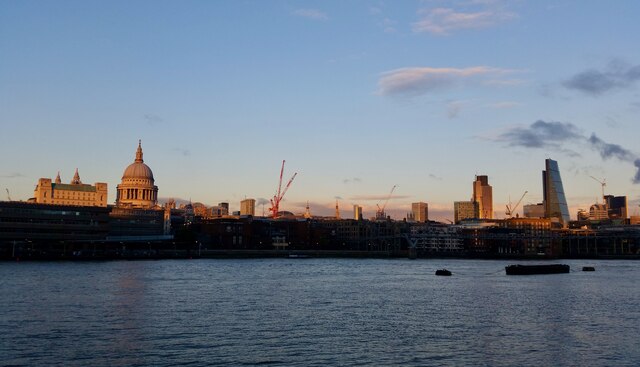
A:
454;201;479;224
542;159;570;226
605;195;628;219
412;202;429;222
473;175;493;219
354;205;363;220
240;198;256;216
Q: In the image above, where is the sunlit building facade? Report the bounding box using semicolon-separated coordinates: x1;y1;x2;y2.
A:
116;141;158;209
473;175;493;219
454;201;479;224
32;169;107;207
412;202;429;223
240;198;256;216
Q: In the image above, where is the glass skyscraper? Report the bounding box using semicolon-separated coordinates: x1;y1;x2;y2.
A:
542;159;570;226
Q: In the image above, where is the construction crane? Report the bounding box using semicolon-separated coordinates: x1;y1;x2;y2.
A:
268;160;297;218
505;191;528;218
5;188;11;201
589;176;606;205
375;185;397;220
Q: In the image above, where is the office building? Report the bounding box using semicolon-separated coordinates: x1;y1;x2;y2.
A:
605;195;628;219
241;198;256;216
454;201;479;224
523;203;545;218
412;202;429;223
542;159;570;226
32;169;107;207
473;175;493;219
589;204;608;221
354;205;363;221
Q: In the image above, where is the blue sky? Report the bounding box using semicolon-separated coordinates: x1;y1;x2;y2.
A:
2;0;640;220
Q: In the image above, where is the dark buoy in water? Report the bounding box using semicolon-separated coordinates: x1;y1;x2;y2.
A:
582;266;595;271
435;269;452;276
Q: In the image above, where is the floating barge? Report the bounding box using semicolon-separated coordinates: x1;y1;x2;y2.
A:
505;264;570;275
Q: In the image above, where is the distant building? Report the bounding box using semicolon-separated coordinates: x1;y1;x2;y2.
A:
524;203;545;218
454;201;479;224
542;159;570;226
32;169;108;207
473;175;493;219
116;141;158;209
240;198;256;216
412;202;429;222
605;195;628;219
589;204;608;221
577;208;589;221
354;205;363;221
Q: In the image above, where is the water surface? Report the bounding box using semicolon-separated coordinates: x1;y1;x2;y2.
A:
1;259;638;366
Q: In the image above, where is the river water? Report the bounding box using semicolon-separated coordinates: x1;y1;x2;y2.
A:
1;259;638;366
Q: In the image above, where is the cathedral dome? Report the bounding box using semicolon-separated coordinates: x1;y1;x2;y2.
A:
122;162;154;181
121;141;154;181
116;140;159;209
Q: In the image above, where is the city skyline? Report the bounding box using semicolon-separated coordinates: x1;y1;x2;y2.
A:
2;1;640;220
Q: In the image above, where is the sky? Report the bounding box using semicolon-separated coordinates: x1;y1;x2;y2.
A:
2;0;640;221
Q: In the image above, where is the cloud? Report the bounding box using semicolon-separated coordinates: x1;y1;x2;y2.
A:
494;120;640;183
487;101;521;109
412;7;516;35
256;198;270;206
343;177;362;184
378;66;514;97
349;194;412;201
588;133;635;162
293;9;328;21
0;172;25;178
563;61;640;96
497;120;582;148
143;114;164;125
447;100;465;119
429;174;443;181
172;147;191;156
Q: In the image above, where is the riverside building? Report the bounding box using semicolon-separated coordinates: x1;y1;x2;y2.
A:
32;169;107;207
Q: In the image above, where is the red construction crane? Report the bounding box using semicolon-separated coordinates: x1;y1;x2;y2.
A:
269;160;297;218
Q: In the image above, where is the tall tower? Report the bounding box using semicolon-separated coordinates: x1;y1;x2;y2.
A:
354;205;363;220
542;159;570;226
335;200;341;219
473;175;493;219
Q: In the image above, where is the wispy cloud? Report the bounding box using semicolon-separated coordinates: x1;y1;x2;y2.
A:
487;101;521;109
143;114;164;125
378;66;515;97
413;7;516;35
343;177;362;184
429;173;443;181
446;100;466;119
293;8;328;21
563;60;640;96
1;172;26;179
493;120;640;183
172;147;191;157
350;194;412;201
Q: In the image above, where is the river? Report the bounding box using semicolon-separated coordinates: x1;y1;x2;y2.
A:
1;259;638;366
